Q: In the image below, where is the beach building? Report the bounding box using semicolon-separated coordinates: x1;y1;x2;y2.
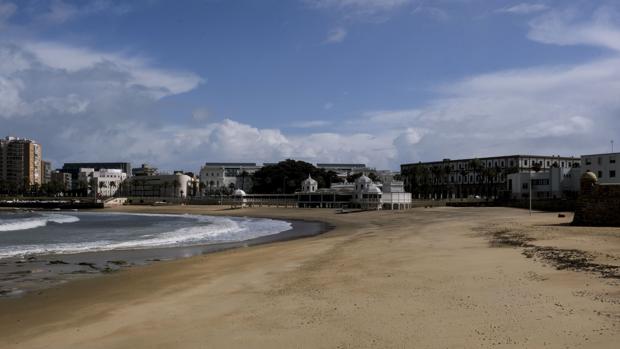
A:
581;152;619;184
199;162;260;193
381;180;412;209
127;173;195;198
401;155;580;200
0;136;43;190
78;168;127;198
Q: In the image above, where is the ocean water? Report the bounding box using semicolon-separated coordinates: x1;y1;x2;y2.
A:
0;211;292;259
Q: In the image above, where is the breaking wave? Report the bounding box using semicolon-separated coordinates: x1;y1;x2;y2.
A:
0;213;291;259
0;214;80;232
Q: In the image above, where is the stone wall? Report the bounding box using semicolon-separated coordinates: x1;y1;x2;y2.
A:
572;184;620;227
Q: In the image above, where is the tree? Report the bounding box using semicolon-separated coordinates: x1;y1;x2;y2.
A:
251;159;338;194
346;172;380;183
98;181;107;197
468;158;483;196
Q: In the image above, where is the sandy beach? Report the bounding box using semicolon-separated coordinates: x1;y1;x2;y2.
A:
0;206;618;348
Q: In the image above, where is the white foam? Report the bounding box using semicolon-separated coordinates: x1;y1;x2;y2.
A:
0;213;292;259
0;213;80;232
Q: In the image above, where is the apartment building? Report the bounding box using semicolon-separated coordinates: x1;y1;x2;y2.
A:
0;136;43;190
581;153;619;184
401;155;580;199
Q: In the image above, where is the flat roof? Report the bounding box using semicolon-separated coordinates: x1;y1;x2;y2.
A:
581;152;620;157
401;155;580;167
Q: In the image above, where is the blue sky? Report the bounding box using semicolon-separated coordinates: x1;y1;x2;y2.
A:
1;0;619;171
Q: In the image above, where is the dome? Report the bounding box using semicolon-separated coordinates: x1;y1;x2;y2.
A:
302;175;318;186
365;184;382;194
233;189;247;196
581;171;598;182
356;175;372;184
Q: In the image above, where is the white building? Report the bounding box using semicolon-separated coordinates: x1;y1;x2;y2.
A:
507;167;580;200
199;162;260;193
127;173;195;198
78;168;127;198
581;153;619;184
380;180;412;210
352;175;382;210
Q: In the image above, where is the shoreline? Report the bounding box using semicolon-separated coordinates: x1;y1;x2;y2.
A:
0;209;331;298
1;206;618;348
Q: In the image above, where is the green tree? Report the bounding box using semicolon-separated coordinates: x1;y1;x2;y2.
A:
251;159;338;194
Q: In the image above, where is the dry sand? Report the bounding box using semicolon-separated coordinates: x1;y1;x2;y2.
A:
0;206;618;348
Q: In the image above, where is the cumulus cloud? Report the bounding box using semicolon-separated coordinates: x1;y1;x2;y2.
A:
496;3;548;15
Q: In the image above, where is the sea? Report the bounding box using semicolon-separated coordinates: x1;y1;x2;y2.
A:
0;210;307;297
0;211;292;259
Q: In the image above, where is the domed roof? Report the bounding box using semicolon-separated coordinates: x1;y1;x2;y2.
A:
233;189;247;196
581;171;598;182
303;174;317;185
356;175;372;184
365;184;382;194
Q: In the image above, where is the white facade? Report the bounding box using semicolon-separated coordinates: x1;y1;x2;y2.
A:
302;175;318;192
380;180;412;209
352;175;382;210
128;173;195;198
507;167;580;200
199;162;260;193
581;153;619;184
78;168;127;197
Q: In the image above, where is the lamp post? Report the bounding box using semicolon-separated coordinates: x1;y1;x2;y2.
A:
529;168;532;216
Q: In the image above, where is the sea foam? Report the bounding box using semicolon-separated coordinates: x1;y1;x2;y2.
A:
0;213;80;232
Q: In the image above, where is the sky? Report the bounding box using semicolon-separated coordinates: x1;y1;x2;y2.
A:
0;0;619;172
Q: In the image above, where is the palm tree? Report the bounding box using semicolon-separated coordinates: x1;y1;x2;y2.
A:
98;181;107;197
109;181;117;196
468;158;483;197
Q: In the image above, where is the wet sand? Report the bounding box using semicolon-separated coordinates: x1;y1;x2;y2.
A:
0;206;619;348
0;217;327;297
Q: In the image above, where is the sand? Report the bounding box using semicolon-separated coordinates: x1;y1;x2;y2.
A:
0;206;618;348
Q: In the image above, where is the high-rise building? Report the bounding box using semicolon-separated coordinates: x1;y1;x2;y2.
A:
42;160;52;184
0;136;43;190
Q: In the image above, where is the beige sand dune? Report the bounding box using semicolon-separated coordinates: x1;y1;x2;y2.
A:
0;206;618;348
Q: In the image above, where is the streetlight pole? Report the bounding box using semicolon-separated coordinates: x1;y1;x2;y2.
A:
529;168;532;216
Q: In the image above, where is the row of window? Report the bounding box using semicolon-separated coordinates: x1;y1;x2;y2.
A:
585;156;616;165
597;170;616;178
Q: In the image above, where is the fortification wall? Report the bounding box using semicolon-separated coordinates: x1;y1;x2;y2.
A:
572;184;620;227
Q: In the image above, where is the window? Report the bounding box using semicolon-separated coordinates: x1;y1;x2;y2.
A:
585;158;591;165
598;171;603;178
598;157;602;165
522;183;529;189
611;157;616;164
561;161;564;167
524;160;528;166
611;170;616;178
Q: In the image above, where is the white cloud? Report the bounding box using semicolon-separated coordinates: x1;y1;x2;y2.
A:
325;27;347;43
496;3;548;15
528;6;620;52
22;41;203;98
